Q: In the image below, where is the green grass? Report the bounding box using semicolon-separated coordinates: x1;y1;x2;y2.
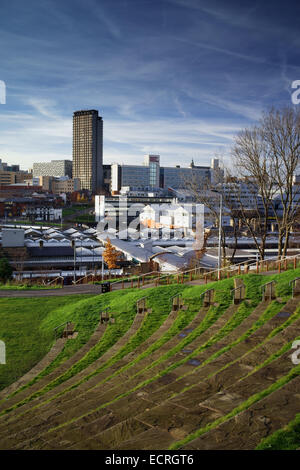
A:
0;285;188;412
41;280;237;431
0;289;141;406
10;220;65;228
62;204;91;217
0;295;95;391
0;283;61;290
4;286;190;408
170;361;300;450
256;412;300;450
1;267;300;438
45;270;300;435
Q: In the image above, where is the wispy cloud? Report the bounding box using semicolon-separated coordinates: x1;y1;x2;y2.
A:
82;0;121;39
0;0;297;170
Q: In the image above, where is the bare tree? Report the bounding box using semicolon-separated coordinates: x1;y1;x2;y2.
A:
186;167;240;266
233;107;300;259
232;126;277;260
262;107;300;258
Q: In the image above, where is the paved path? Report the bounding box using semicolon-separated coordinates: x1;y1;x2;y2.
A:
0;270;280;298
0;285;103;298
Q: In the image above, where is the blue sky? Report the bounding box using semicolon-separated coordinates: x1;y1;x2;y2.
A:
0;0;299;170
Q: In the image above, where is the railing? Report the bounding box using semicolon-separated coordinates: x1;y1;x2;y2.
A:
46;275;64;286
53;320;71;339
149;252;300;288
109;270;169;291
170;293;182;300
261;280;276;300
200;288;214;299
289;277;300;298
95;252;300;294
72;273;95;285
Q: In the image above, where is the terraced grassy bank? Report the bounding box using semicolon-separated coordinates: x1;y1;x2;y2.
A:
0;295;94;391
0;268;299;450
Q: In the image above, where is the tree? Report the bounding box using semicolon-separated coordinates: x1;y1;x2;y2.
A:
102;238;121;275
186;166;241;266
233;107;300;259
0;257;13;283
232;126;276;260
262;107;300;258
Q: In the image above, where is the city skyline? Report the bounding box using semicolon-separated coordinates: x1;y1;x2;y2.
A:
0;0;299;169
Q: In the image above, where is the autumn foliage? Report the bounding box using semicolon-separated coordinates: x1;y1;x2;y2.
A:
102;238;121;271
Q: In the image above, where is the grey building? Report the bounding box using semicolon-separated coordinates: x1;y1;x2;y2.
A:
111;155;213;192
72;110;103;193
33;160;72;178
162;166;211;189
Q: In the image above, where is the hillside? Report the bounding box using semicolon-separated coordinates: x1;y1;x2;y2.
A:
0;269;299;450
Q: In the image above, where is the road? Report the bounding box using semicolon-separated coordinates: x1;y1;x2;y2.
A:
0;281;155;298
0;284;103;298
0;271;278;298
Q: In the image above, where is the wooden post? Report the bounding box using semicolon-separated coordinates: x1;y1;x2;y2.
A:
177;274;179;284
190;271;193;281
278;261;281;273
142;275;145;286
294;257;297;269
256;262;259;274
204;275;207;284
131;279;133;288
238;265;241;275
284;259;287;271
137;278;140;288
181;273;184;284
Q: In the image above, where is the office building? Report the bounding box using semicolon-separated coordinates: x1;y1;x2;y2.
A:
72;110;103;192
33;160;72;178
111;155;214;193
0;158;20;172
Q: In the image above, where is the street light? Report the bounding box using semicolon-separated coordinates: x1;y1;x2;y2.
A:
217;193;223;276
101;247;104;280
91;244;94;274
210;190;223;278
72;239;76;283
80;236;83;276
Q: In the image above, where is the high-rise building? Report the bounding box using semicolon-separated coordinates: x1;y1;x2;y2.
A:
72;109;103;192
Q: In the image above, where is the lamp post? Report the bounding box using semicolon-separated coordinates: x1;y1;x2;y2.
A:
217;193;223;277
210;190;223;278
72;239;76;283
101;248;104;280
91;244;94;274
80;236;83;276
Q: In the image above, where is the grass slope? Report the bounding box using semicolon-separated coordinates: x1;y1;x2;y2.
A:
0;295;95;391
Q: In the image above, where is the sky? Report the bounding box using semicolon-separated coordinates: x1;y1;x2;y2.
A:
0;0;299;170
